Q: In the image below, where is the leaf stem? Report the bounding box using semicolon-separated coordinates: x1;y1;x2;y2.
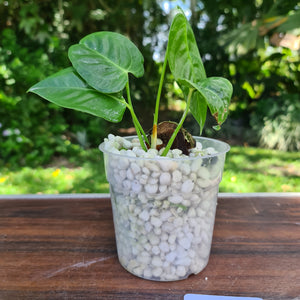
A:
125;81;149;150
161;88;194;156
151;45;169;149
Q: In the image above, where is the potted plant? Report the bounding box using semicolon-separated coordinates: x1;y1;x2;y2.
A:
29;8;232;281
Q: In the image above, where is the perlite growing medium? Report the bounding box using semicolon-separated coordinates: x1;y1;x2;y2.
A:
100;135;229;281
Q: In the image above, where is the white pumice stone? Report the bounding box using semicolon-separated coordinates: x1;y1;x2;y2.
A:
161;233;168;241
152;246;160;255
127;259;139;270
142;167;150;175
148;149;159;156
172;170;182;182
133;266;144;276
139;210;150;221
126;168;134;181
133;147;146;157
172;149;183;157
168;234;176;244
176;265;186;277
181;179;194;193
148;233;160;245
152;256;163;267
159;241;170;253
119;169;127;179
154;227;161;235
107;133;115;140
131;162;141;174
191;158;203;172
168;195;183;204
144;183;158;194
145;161;160;172
148;177;158;185
159;172;171;185
200;199;211;211
196;207;206;218
159;185;167;193
169;244;176;251
162;222;174;232
143;268;152;278
131;180;142;193
197;166;210;179
188;207;196;218
165;251;176;263
139;174;148;185
144;243;151;251
126;150;136;157
188;249;196;258
122;180;131;190
178;237;191;250
119;158;130;169
182;199;191;206
190;172;197;182
138;193;147;203
197;178;211;188
150;208;159;216
173;217;184;227
144;222;153;233
160;210;172;221
162;200;170;209
152;267;163;277
159;160;175;172
176;207;183;214
151;171;160;178
150;216;162;227
180;163;191;175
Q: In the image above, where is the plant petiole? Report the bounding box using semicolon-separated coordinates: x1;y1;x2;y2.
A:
125;81;149;150
161;87;194;156
151;45;169;149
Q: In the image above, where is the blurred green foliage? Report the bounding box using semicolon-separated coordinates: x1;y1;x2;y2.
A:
0;0;300;169
250;94;300;151
0;0;164;167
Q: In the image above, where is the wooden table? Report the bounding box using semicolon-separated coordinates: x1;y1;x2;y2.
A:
0;193;299;300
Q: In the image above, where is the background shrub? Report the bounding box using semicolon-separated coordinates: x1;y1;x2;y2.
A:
250;94;300;151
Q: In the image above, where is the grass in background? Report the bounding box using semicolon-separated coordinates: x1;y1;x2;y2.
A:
0;149;109;194
221;146;300;193
0;146;299;194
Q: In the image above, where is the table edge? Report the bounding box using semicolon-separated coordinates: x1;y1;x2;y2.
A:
0;192;299;201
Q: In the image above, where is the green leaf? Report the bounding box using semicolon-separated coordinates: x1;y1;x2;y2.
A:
28;67;127;123
179;77;233;126
190;91;208;134
277;11;300;32
167;11;206;83
181;85;207;134
68;32;144;93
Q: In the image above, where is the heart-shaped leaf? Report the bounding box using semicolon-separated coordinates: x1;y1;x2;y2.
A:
68;32;144;93
28;67;127;123
167;11;206;83
179;77;233;126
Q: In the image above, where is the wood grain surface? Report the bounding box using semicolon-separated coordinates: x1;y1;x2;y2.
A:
0;194;299;300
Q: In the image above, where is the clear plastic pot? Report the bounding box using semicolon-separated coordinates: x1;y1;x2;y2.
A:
100;136;230;281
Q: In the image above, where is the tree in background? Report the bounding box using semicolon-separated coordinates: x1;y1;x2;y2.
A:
0;0;165;166
184;0;300;150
